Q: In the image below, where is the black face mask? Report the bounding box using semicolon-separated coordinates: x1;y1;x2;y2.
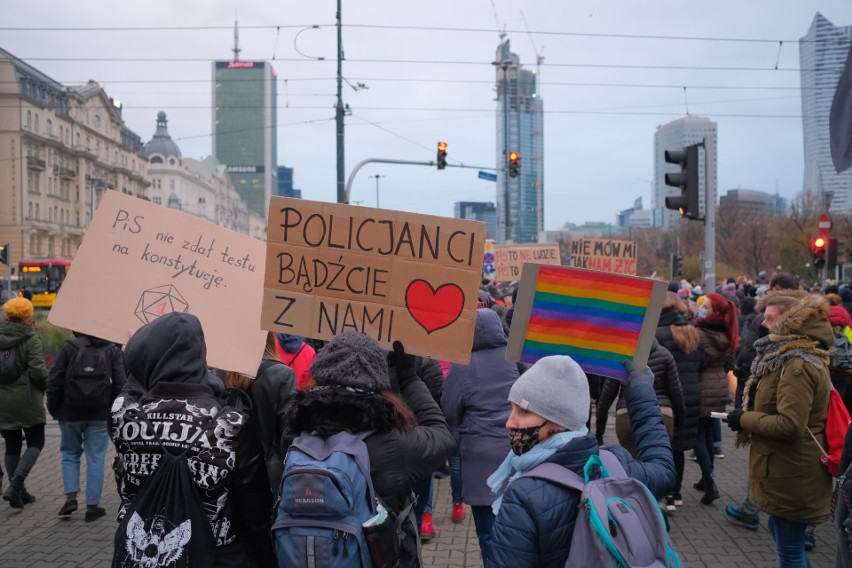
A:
508;422;548;455
759;325;770;338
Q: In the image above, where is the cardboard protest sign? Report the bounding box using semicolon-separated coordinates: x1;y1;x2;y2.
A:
569;238;637;275
492;243;561;281
261;197;486;364
506;265;667;381
48;191;266;376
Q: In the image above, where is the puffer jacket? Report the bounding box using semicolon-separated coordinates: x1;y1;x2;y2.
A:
656;315;703;452
442;308;519;506
739;294;833;525
595;339;685;442
46;334;127;422
282;376;454;568
695;322;734;416
488;382;675;568
0;319;48;430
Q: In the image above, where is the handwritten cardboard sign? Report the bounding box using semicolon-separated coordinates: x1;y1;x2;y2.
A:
506;264;667;381
569;238;638;275
261;197;486;364
492;243;561;281
48;191;266;376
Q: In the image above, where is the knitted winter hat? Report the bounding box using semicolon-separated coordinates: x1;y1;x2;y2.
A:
3;297;33;321
508;355;590;431
310;332;390;391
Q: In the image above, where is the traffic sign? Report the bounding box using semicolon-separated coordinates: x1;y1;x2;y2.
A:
478;171;498;182
819;213;832;235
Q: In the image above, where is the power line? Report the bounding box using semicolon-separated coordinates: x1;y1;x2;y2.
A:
11;56;805;72
0;22;837;45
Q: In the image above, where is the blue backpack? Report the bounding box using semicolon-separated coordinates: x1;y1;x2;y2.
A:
522;450;681;568
273;431;380;568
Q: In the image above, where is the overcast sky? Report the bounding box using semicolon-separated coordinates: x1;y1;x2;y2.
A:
3;0;852;229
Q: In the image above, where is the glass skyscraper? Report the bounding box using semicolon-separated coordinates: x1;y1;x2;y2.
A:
800;13;852;212
212;60;277;217
495;39;544;244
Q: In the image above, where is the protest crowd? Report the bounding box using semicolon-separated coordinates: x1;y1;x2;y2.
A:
3;269;852;568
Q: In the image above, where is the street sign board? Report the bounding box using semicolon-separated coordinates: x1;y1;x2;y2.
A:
478;171;498;182
819;213;832;235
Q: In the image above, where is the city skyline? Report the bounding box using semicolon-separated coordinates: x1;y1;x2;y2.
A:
3;1;851;229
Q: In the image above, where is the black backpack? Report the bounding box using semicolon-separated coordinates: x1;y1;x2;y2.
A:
64;337;113;409
0;347;20;385
831;329;852;375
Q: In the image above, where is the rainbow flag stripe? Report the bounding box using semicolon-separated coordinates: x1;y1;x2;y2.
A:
520;265;659;380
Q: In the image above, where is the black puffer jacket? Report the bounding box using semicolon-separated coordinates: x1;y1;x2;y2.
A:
656;313;704;452
735;312;765;380
595;339;685;443
282;377;454;568
248;357;296;495
695;322;734;416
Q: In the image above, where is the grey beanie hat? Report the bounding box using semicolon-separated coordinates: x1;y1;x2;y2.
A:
310;332;391;391
508;355;590;431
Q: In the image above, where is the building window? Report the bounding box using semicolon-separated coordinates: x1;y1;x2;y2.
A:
26;111;31;128
150;156;163;164
75;132;80;147
94;114;101;128
35;204;40;219
34;114;39;132
153;196;162;205
46;119;52;136
76;211;80;226
27;202;32;219
169;180;175;190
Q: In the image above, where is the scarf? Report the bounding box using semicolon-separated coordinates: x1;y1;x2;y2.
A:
486;427;588;515
736;334;829;448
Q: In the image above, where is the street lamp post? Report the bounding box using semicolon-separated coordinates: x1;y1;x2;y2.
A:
370;174;385;208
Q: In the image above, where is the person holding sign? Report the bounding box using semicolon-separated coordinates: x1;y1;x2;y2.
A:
487;356;675;567
279;333;454;568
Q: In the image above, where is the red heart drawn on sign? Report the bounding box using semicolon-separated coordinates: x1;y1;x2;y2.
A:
405;280;465;334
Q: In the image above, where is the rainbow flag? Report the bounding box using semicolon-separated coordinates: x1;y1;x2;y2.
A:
507;265;667;381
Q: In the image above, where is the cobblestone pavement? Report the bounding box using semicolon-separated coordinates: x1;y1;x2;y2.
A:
0;417;839;567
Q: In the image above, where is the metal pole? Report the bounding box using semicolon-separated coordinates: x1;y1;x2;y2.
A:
335;0;346;204
370;174;384;208
502;63;511;243
701;140;716;292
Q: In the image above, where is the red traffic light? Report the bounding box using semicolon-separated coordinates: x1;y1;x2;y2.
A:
437;142;447;152
509;151;520;162
814;236;827;249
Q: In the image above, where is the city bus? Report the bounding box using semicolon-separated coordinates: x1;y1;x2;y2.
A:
18;258;71;308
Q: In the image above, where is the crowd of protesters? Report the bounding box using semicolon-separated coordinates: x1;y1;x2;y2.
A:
1;269;851;567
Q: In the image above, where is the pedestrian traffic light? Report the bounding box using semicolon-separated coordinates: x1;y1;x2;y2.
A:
812;236;828;268
672;254;683;277
664;144;700;220
828;237;839;271
0;244;7;266
508;151;520;178
437;142;447;170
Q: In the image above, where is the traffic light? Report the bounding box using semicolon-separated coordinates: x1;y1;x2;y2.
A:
437;142;447;170
828;237;839;271
0;243;7;266
664;144;700;220
508;151;520;178
671;254;683;277
812;236;828;268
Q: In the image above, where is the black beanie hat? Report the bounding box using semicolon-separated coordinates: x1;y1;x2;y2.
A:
309;332;391;391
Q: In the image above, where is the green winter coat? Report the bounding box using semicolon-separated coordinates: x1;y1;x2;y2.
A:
739;294;833;525
0;319;48;430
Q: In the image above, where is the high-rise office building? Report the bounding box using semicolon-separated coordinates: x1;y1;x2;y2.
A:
454;201;497;240
800;13;852;212
653;116;718;231
276;166;302;198
494;38;544;244
212;56;277;217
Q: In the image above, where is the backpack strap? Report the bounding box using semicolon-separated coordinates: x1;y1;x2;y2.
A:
257;358;279;377
598;449;628;478
520;462;586;492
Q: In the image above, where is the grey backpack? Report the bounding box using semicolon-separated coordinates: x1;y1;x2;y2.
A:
522;450;681;568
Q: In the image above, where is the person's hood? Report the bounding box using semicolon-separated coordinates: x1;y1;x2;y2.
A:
840;286;852;304
276;333;304;353
828;304;852;328
773;294;834;349
477;289;495;308
74;332;116;349
472;308;507;351
0;319;34;349
124;312;214;390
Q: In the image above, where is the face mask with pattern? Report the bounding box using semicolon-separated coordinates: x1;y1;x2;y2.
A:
508;421;548;455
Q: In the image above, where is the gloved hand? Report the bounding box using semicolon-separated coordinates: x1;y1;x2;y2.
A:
390;341;418;390
623;360;654;388
726;410;744;432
